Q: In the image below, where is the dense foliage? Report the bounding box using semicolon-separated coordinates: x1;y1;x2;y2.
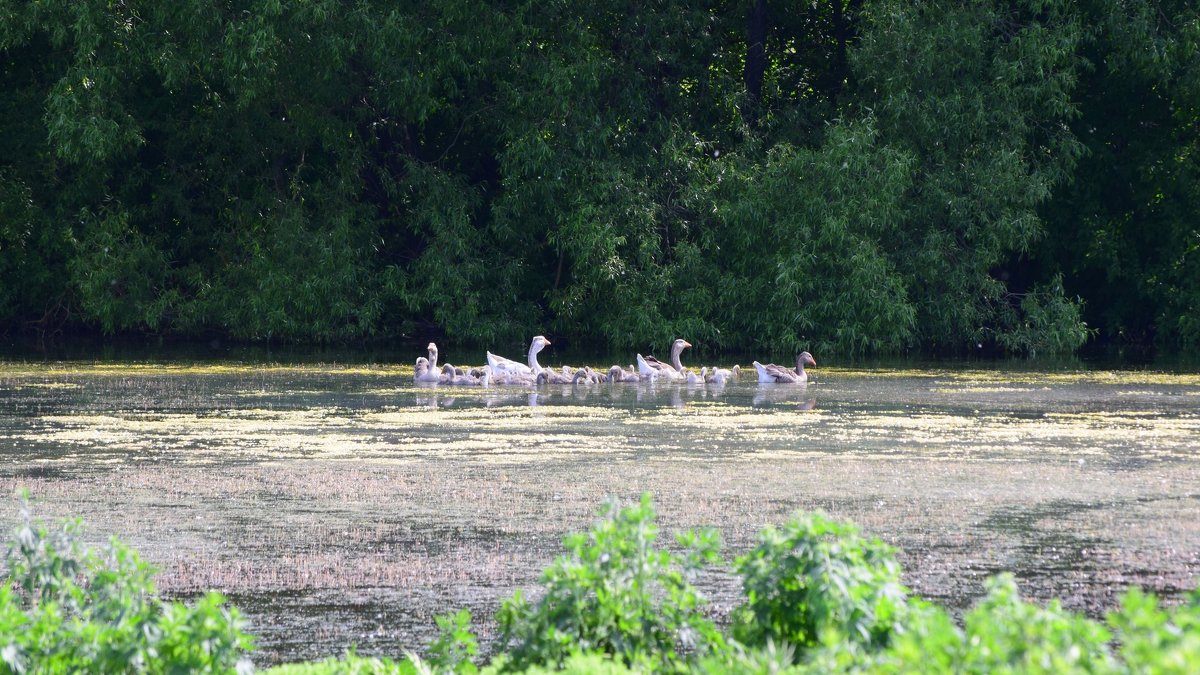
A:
5;495;1200;673
495;495;724;671
1;0;1197;354
0;495;251;673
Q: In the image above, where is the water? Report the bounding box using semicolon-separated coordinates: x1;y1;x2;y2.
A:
1;359;1199;665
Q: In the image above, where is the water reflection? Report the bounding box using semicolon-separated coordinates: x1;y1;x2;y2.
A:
753;383;817;409
408;379;805;410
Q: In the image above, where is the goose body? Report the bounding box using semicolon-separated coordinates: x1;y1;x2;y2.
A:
488;367;538;386
536;367;574;385
753;352;816;384
448;369;490;386
414;356;441;383
637;339;692;380
706;365;740;385
607;365;640;383
487;336;551;376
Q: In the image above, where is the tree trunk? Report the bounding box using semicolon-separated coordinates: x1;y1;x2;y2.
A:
744;0;768;129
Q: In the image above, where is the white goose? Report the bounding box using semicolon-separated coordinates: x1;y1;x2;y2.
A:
487;336;551;376
636;339;692;381
413;356;441;383
753;352;816;384
487;366;538;386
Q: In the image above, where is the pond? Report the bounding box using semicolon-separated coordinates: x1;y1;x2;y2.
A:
1;358;1199;665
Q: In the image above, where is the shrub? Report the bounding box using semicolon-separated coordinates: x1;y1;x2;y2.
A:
265;651;412;675
808;575;1115;674
1110;586;1200;673
495;494;724;671
957;574;1114;672
731;511;909;659
0;495;252;674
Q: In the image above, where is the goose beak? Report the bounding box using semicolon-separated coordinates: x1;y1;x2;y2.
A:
544;338;552;345
682;341;692;348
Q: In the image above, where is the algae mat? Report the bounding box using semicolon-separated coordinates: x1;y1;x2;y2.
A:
1;362;1199;664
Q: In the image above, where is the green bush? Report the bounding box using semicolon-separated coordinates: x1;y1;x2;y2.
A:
495;494;724;672
1110;586;1200;673
482;652;635;675
265;651;412;675
8;494;1200;674
731;512;909;657
852;574;1115;673
0;495;252;674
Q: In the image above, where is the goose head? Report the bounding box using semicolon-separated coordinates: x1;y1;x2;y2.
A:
527;335;552;373
531;336;551;353
796;352;817;374
427;342;439;367
670;339;692;371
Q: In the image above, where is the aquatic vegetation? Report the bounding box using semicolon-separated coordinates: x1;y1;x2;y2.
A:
5;493;1200;673
2;360;1199;664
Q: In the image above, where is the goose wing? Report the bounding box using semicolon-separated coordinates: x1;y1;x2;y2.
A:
487;351;533;375
753;361;801;384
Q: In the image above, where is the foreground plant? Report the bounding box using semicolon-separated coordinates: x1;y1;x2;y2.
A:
8;493;1200;674
495;494;724;671
0;494;252;674
731;511;909;655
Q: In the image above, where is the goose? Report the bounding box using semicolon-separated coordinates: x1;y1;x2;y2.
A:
487;336;551;376
427;343;440;371
753;352;816;384
414;356;441;383
447;368;490;386
607;365;640;383
536;367;574;385
488;366;538;386
685;367;707;385
636;339;692;380
706;365;740;385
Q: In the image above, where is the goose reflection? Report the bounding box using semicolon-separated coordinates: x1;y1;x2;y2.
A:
753;383;817;409
413;387;540;409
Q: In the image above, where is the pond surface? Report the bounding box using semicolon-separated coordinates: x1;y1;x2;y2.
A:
2;359;1199;665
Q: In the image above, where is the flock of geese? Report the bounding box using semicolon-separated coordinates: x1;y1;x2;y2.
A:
413;336;817;387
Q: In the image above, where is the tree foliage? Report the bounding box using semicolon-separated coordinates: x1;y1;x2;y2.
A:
1;0;1195;354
